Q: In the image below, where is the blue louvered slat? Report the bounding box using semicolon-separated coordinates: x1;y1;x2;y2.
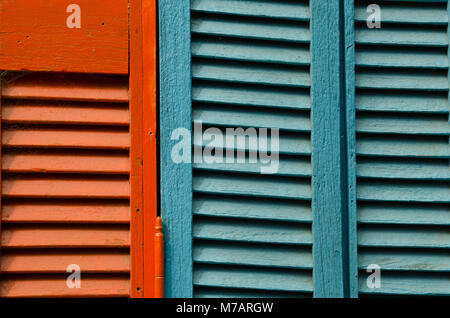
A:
191;0;313;297
355;0;450;297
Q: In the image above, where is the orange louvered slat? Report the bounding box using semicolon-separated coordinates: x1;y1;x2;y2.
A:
3;151;130;174
3;100;129;126
0;276;130;298
0;250;130;273
0;72;131;297
2;201;130;224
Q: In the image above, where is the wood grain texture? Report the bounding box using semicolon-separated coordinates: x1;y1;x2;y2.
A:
191;0;313;298
310;0;348;298
0;250;130;273
1;226;130;248
2;151;129;174
1;73;129;102
344;0;359;298
353;0;450;298
159;0;193;298
0;0;128;74
0;276;130;298
2;100;129;126
2;201;130;224
142;0;158;298
129;0;145;298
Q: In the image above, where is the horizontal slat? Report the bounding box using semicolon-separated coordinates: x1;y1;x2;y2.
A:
193;105;310;131
196;130;311;155
356;70;448;91
194;265;313;292
193;83;310;109
357;180;449;203
191;0;310;21
1;73;129;103
194;155;311;177
356;114;449;135
358;273;450;296
357;160;450;180
2;101;129;126
0;250;130;273
358;226;450;248
195;287;310;298
194;218;312;245
2;151;129;174
2;201;130;223
358;249;450;272
357;137;449;158
192;16;309;43
358;203;450;226
2;177;130;199
193;60;309;87
192;37;310;65
355;27;448;47
194;173;311;200
2;128;129;150
355;3;448;25
0;276;129;297
356;91;448;113
194;241;312;269
193;195;312;222
1;226;130;248
355;47;448;69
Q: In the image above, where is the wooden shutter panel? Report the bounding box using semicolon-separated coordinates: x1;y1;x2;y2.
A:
0;72;131;297
354;0;450;296
0;0;158;298
190;0;313;297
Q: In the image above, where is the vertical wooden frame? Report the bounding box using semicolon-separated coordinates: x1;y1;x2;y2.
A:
129;0;144;298
130;0;158;298
159;0;193;297
344;0;359;298
310;0;350;298
143;0;158;298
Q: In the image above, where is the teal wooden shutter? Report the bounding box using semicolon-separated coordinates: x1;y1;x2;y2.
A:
352;0;450;296
190;0;314;298
160;0;351;298
160;0;448;298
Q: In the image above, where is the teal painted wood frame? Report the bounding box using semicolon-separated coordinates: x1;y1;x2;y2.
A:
159;0;193;298
310;0;353;298
344;0;359;298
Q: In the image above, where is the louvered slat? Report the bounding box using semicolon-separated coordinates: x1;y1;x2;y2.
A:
191;0;312;297
354;0;450;296
0;72;131;297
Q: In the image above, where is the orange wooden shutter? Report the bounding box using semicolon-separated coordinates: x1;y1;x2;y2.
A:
0;0;157;298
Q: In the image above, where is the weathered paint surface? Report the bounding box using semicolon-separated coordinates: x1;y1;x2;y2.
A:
0;0;159;298
159;0;193;298
0;73;133;298
311;0;350;298
344;0;359;298
0;0;128;74
353;0;450;297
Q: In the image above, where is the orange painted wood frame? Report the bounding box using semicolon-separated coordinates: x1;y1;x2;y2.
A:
130;0;159;298
0;0;158;298
0;0;128;74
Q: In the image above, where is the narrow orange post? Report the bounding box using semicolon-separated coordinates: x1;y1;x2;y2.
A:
154;217;164;298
